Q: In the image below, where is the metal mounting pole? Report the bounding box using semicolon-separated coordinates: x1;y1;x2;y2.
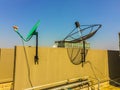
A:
34;32;39;64
82;40;86;67
118;32;120;56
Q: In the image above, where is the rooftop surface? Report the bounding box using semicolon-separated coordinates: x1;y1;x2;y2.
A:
0;82;120;90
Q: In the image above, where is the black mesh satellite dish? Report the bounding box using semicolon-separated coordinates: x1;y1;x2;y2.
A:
57;21;102;66
63;23;101;43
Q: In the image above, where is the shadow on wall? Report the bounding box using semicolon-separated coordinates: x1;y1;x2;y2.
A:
107;50;120;87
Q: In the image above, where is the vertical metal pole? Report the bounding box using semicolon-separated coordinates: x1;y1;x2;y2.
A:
118;32;120;56
82;40;86;67
34;32;39;64
83;40;86;62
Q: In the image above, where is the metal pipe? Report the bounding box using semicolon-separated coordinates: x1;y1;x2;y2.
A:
49;80;90;90
24;80;68;90
24;76;89;90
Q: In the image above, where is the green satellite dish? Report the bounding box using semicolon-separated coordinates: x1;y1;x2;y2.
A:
13;20;40;64
13;20;40;42
26;20;40;41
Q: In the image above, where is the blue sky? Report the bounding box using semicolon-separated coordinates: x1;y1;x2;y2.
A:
0;0;120;50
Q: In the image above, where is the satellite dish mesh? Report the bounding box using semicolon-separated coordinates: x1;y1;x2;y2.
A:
67;48;88;65
64;23;102;65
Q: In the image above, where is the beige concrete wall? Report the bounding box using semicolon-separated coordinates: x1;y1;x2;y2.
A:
13;46;110;90
0;48;14;83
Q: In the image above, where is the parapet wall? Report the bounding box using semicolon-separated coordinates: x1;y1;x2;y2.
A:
13;46;114;90
0;47;119;90
0;48;14;83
